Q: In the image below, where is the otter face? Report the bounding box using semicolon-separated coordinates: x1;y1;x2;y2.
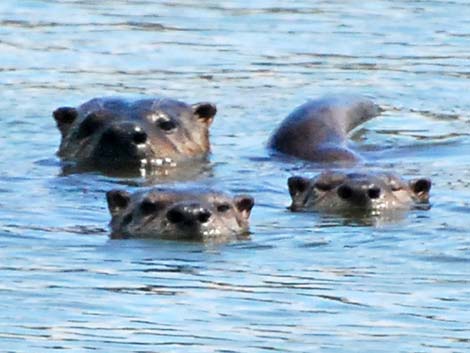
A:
288;171;431;213
106;188;254;241
53;97;216;171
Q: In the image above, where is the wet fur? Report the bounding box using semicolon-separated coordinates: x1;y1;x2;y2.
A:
53;97;216;171
288;170;431;213
107;187;254;242
269;96;382;163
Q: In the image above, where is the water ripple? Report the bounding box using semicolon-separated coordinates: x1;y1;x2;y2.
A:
1;0;470;352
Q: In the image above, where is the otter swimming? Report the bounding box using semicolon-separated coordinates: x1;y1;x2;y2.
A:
269;95;432;214
288;170;431;213
53;96;217;173
268;95;382;164
106;187;255;241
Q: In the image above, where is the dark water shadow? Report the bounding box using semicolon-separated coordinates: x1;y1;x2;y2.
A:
58;158;215;187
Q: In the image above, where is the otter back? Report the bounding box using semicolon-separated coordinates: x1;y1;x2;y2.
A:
268;95;382;164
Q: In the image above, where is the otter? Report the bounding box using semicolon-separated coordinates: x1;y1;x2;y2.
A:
53;97;217;172
268;95;382;164
106;187;255;241
269;95;432;213
288;170;431;213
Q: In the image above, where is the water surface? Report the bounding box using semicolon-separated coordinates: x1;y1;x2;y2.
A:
1;1;469;352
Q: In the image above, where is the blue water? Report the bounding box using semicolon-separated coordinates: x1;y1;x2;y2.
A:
1;1;469;352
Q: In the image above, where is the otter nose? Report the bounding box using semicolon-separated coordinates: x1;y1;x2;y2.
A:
101;124;147;146
367;186;381;199
166;204;212;226
132;129;147;145
337;185;381;200
337;185;354;200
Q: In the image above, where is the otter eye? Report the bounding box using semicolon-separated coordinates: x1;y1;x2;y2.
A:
122;214;133;226
314;182;333;191
77;113;105;139
157;119;177;132
217;203;231;213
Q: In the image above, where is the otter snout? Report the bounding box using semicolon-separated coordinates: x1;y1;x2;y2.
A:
166;203;212;227
101;123;148;147
95;122;148;163
337;183;382;203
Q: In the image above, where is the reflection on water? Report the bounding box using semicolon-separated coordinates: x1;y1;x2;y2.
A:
1;0;470;352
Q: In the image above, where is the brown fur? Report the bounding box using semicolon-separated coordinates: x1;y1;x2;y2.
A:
269;96;382;164
288;170;431;213
53;97;217;172
106;187;255;241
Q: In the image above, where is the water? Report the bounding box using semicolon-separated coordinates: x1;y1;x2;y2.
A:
1;1;469;352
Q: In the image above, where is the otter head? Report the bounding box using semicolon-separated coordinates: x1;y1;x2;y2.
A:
288;170;431;214
106;188;254;241
53;97;217;172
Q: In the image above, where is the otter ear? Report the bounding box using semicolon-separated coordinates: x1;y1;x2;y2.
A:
192;102;217;125
409;178;432;201
53;107;78;137
234;195;255;220
287;176;310;200
106;190;131;216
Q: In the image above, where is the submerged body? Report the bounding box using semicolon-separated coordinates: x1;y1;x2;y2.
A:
53;97;217;173
288;170;431;214
106;187;255;241
268;95;382;164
